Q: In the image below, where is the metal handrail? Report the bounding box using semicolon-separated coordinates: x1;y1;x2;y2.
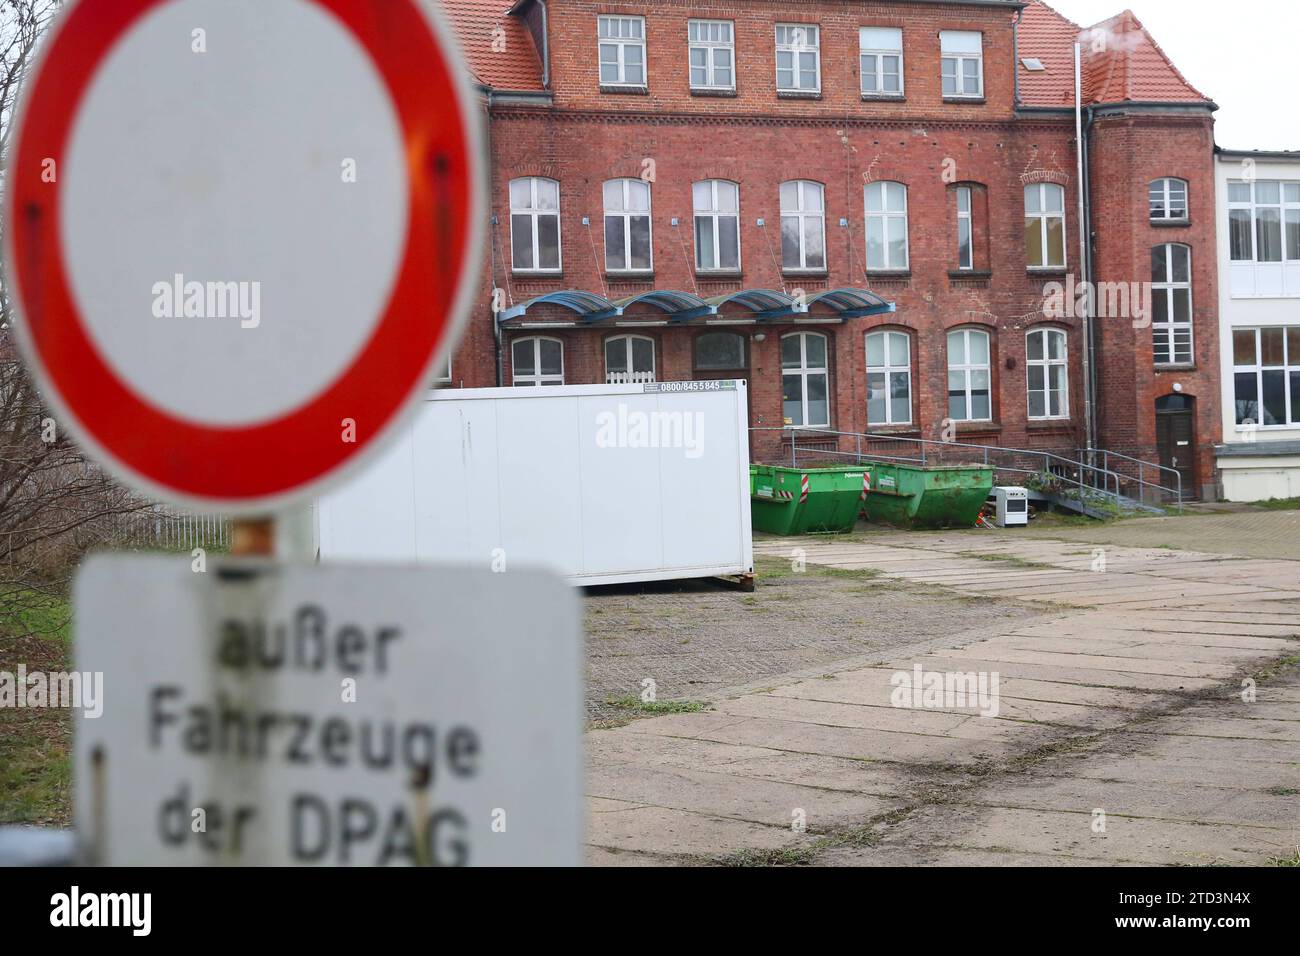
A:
1078;447;1184;507
751;426;1181;512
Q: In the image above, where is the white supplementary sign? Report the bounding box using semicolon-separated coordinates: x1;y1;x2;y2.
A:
73;556;582;866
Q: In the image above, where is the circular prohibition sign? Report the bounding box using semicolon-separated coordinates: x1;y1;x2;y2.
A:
4;0;485;512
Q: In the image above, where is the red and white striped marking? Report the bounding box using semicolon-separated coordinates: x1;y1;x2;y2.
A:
859;472;872;500
798;474;810;504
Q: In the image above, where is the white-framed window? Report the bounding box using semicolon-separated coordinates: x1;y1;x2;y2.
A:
512;336;564;386
1149;177;1188;221
860;27;903;95
1152;243;1193;365
781;332;829;427
1227;179;1300;297
688;19;734;90
1228;180;1300;263
780;180;826;271
865;180;909;271
605;334;655;384
947;328;992;421
776;24;820;92
694;331;747;370
956;185;973;270
866;330;911;425
604;178;653;272
1026;328;1068;419
693;180;740;271
1025;183;1066;268
433;353;452;384
598;15;646;87
509;177;561;272
1232;326;1300;427
940;30;983;97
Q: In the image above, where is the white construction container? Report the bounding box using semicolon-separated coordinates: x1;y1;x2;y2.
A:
317;380;754;586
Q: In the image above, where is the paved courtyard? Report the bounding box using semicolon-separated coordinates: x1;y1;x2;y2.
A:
584;519;1300;866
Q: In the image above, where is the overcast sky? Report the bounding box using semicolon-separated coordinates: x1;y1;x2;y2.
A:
1047;0;1297;151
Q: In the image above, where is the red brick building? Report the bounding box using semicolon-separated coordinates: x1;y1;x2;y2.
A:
436;0;1221;499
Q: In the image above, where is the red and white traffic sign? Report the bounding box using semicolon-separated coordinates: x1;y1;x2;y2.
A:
4;0;484;511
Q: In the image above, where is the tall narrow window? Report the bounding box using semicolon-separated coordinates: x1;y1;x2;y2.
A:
781;332;829;427
1149;178;1188;221
956;185;973;270
598;15;645;87
688;19;734;90
693;180;740;271
775;24;820;92
866;330;911;425
605;334;655;384
604;178;652;272
1025;183;1066;268
1152;243;1193;365
865;181;909;271
940;30;983;97
860;27;903;96
512;337;564;386
1026;328;1068;419
947;328;991;421
1227;181;1254;261
509;177;561;272
1232;327;1300;426
780;181;825;271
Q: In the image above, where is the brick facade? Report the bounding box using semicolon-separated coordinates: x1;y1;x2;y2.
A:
441;0;1222;496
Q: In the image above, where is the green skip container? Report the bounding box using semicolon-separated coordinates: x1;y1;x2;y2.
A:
749;465;870;535
861;460;994;529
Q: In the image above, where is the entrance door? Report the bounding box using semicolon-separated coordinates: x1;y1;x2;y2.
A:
693;331;753;454
1155;394;1198;500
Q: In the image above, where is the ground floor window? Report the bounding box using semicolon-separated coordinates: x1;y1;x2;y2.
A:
512;336;564;386
1026;328;1068;419
947;328;991;421
866;330;910;425
1232;326;1300;426
605;334;655;383
694;332;746;371
781;332;829;427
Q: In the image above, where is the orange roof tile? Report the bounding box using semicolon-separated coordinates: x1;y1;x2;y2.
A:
1018;1;1211;108
435;0;545;92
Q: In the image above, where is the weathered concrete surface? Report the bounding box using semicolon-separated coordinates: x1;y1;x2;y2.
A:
586;529;1300;866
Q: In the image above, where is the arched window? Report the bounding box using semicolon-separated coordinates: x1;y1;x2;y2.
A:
1152;243;1193;365
781;332;829;427
511;336;564;386
1025;183;1065;268
1026;328;1068;419
947;328;991;421
693;180;740;272
604;178;652;272
605;334;655;383
509;177;561;272
866;330;911;425
779;180;825;271
1148;178;1188;222
865;181;909;271
694;332;747;371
